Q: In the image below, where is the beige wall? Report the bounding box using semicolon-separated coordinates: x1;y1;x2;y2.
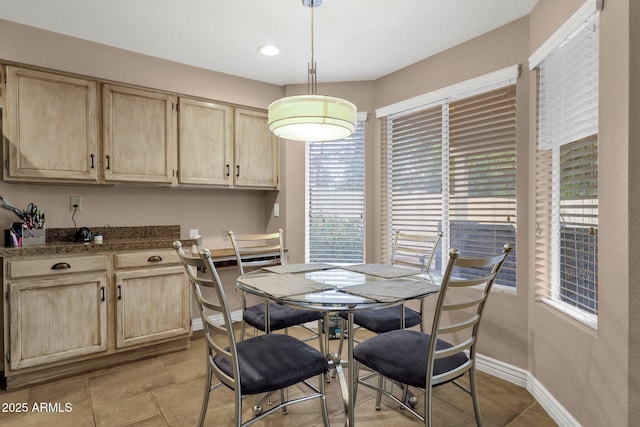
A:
527;0;634;425
0;21;282;110
375;17;532;371
628;0;640;423
1;2;638;424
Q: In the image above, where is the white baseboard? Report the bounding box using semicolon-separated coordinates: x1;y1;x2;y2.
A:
191;309;244;331
525;372;582;427
474;352;529;387
191;315;578;426
475;353;581;427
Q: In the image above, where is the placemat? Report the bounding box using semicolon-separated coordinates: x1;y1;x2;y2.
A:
340;263;423;279
239;273;335;298
262;263;336;274
340;279;439;302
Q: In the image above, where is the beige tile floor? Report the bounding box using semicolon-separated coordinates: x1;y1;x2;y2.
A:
0;327;557;427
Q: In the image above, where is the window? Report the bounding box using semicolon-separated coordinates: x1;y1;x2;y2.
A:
532;4;600;327
449;87;517;284
383;105;443;240
306;122;365;264
380;69;517;286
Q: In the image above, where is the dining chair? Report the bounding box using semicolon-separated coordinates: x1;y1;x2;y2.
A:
228;229;325;345
336;230;443;357
173;241;330;427
352;244;512;427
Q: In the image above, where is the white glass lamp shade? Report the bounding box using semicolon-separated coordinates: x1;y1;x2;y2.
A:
268;94;357;142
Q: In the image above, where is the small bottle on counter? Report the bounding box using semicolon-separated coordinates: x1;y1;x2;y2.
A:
191;234;201;256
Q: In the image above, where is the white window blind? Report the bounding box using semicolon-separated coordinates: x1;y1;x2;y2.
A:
384;104;443;251
306;122;365;264
538;16;599;149
381;80;517;286
449;85;517;283
534;11;599;326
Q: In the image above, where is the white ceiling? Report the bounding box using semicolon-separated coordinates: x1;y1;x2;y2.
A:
0;0;538;86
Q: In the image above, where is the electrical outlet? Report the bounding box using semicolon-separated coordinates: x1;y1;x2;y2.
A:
189;229;199;238
70;196;82;211
273;203;280;217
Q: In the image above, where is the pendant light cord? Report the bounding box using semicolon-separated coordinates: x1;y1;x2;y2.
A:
308;5;317;95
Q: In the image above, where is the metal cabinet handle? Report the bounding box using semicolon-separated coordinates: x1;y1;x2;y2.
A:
117;285;122;300
147;255;163;263
236;165;240;177
106;155;111;170
101;286;105;302
90;154;95;169
51;262;71;270
226;164;230;177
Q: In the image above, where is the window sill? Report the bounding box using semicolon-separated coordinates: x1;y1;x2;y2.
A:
537;297;598;330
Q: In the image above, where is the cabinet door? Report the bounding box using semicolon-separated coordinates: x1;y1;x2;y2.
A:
103;84;177;184
8;273;108;370
178;98;233;186
115;266;190;348
234;108;280;189
3;66;99;183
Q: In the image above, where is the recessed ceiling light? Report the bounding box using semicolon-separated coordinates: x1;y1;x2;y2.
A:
258;45;280;56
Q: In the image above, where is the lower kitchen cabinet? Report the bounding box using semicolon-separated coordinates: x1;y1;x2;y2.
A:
115;265;190;348
8;272;108;370
2;249;191;389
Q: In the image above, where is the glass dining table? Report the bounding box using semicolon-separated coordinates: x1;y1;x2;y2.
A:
235;262;440;426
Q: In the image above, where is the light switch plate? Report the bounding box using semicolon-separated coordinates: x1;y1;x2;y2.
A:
273;203;280;217
189;229;199;238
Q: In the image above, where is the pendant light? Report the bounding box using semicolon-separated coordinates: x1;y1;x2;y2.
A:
268;0;357;142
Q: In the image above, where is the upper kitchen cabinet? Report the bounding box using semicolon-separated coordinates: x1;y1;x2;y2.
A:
1;64;279;189
177;97;233;186
233;108;279;189
3;66;100;183
102;84;177;184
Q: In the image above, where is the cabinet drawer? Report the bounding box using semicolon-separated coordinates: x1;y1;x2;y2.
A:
8;255;108;280
115;249;179;269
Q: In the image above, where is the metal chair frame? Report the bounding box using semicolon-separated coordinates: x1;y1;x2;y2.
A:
337;230;444;356
388;229;444;330
353;244;513;427
228;229;325;348
174;242;330;427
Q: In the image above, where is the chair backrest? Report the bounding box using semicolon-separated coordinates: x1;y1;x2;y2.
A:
391;230;443;272
228;229;286;275
427;244;512;386
173;241;240;392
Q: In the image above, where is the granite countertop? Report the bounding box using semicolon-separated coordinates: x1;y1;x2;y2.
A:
0;225;197;258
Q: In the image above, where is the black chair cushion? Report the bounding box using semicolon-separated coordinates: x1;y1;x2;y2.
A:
338;306;422;333
353;329;468;389
244;302;323;331
213;334;329;395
